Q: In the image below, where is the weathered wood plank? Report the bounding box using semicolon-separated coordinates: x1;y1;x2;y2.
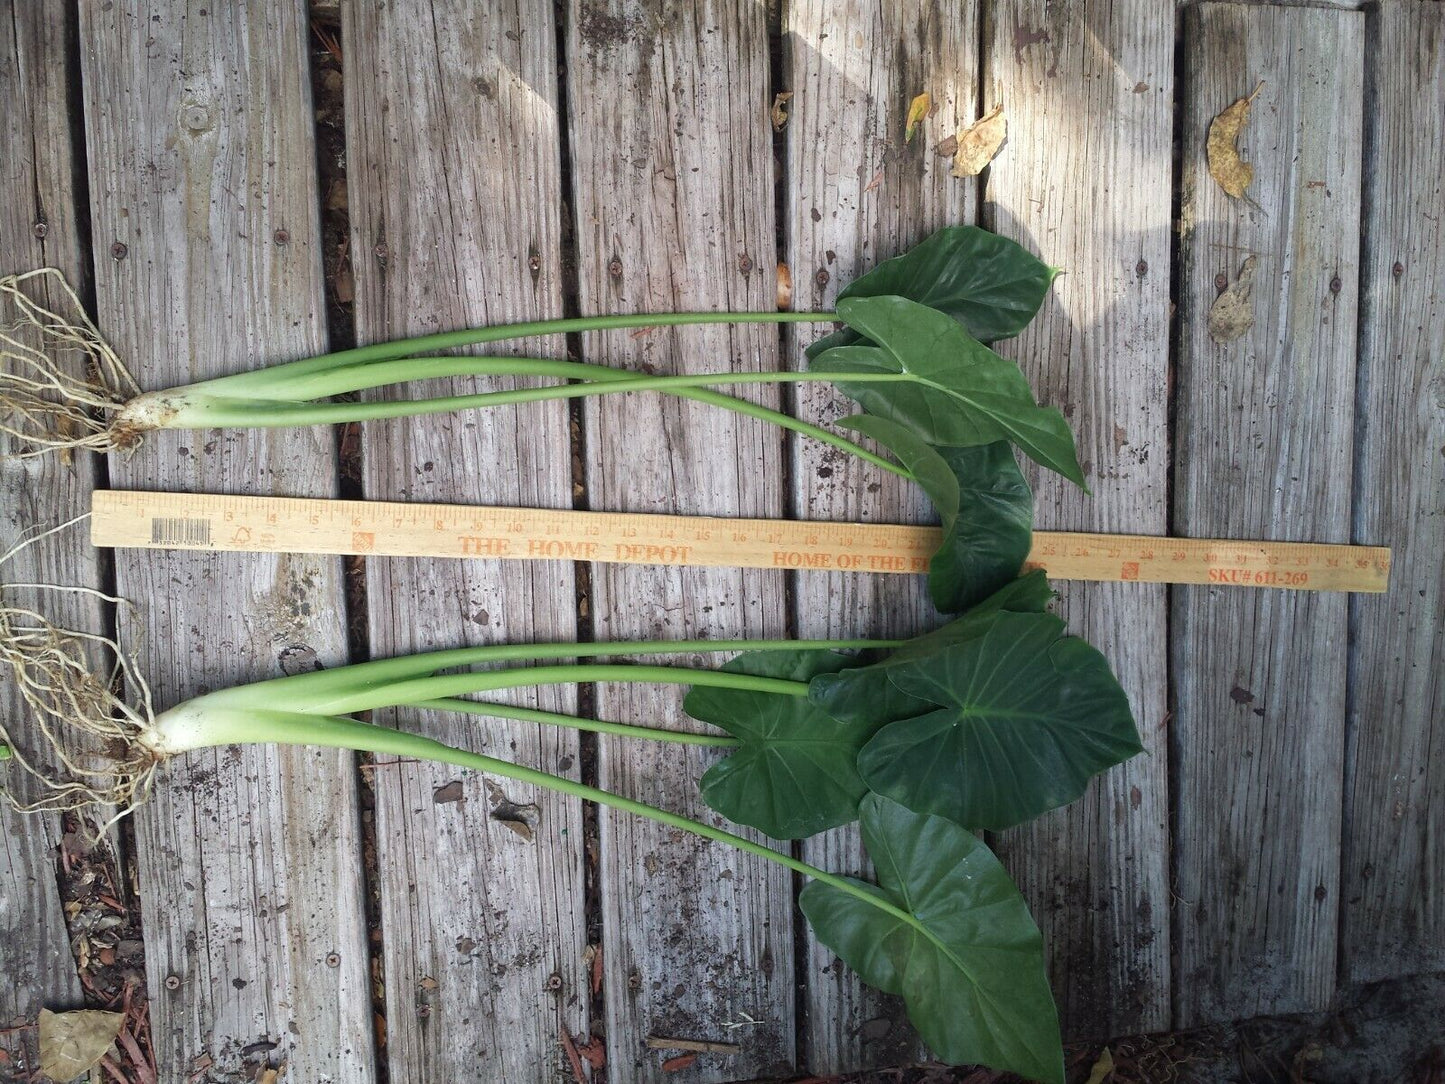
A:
982;0;1174;1039
782;1;975;1069
78;5;374;1079
566;4;793;1080
1173;3;1362;1025
342;5;588;1080
0;4;90;1070
1341;0;1445;984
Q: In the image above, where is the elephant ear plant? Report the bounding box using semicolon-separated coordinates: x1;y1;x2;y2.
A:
0;226;1144;1083
0;560;1137;1084
0;226;1066;613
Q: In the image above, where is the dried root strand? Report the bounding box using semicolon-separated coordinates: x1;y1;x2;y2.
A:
0;268;139;456
0;524;157;819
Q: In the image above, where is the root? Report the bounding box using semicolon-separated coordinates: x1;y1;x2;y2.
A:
0;521;158;821
0;268;140;456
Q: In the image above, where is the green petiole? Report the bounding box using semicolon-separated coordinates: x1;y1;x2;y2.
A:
200;636;894;713
249;353;905;477
311;663;809;717
204;309;834;392
170;707;918;930
417;699;739;748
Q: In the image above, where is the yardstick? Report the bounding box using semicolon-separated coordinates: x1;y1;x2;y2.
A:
89;490;1391;593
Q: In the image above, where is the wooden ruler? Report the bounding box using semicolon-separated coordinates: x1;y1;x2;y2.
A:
89;490;1391;593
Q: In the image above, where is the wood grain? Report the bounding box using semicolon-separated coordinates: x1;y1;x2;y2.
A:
782;0;976;1068
0;1;89;1068
342;4;588;1081
1173;3;1362;1025
566;3;793;1080
982;0;1175;1039
1341;0;1445;984
77;4;373;1079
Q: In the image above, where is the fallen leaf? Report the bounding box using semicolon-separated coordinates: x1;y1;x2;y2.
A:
770;91;793;132
495;817;534;843
560;1029;588;1084
1207;81;1264;199
952;103;1007;177
333;266;354;305
905;92;931;142
432;780;464;804
584;942;604;994
577;1036;606;1069
258;1070;279;1084
1084;1046;1115;1084
863;168;884;194
1207;255;1258;342
935;133;959;158
662;1053;698;1072
38;1008;125;1081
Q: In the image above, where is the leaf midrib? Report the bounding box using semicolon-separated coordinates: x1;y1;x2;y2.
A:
869;826;1027;1036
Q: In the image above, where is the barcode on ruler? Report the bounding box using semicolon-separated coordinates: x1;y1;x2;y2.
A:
150;517;212;547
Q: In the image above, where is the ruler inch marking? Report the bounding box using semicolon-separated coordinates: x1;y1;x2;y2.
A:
88;490;1391;593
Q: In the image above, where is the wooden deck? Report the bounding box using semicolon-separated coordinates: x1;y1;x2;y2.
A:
1;1;1441;1081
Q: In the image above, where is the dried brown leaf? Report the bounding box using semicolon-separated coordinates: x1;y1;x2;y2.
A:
770;91;793;132
496;817;534;842
905;92;931;142
952;103;1007;177
1207;81;1264;199
1207;255;1259;343
39;1008;125;1081
776;262;793;311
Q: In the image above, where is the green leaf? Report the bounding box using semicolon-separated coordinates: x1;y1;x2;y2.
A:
685;649;878;839
811;295;1085;487
807;226;1057;357
857;610;1142;831
807;575;1055;730
840;415;1032;613
800;793;1063;1083
971;568;1055;614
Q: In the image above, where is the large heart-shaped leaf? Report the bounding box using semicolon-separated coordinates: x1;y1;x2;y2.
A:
807;226;1057;357
684;649;878;839
807;570;1056;728
855;610;1141;831
811;295;1084;487
840;414;1032;613
800;793;1063;1083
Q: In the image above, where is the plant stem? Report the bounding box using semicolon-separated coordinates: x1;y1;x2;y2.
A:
205;636;896;713
260;355;904;477
204;310;835;391
418;698;739;748
190;708;918;930
194;371;906;425
312;662;810;716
